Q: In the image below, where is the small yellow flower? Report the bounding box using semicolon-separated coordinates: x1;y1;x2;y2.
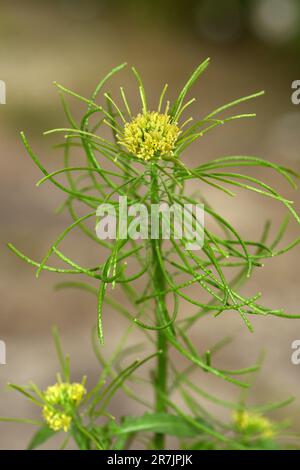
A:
69;383;86;405
42;382;86;432
233;410;275;439
118;111;180;161
42;406;72;432
44;382;86;405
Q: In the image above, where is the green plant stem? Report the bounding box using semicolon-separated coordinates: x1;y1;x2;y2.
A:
151;164;168;450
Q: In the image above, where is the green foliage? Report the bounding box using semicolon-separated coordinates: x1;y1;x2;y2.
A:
4;60;300;450
27;427;56;450
110;413;207;438
1;328;296;450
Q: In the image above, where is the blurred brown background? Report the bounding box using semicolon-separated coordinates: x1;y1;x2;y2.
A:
1;0;300;449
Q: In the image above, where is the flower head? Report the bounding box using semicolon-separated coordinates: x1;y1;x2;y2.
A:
42;407;72;432
118;111;180;161
233;411;275;439
42;382;86;432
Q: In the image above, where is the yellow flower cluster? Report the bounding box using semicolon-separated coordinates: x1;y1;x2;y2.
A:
119;111;180;160
42;407;71;432
42;382;86;432
233;411;275;439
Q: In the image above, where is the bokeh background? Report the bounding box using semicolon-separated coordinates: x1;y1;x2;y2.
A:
1;0;300;449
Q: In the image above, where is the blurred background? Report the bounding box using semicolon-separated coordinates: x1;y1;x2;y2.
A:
1;0;300;449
